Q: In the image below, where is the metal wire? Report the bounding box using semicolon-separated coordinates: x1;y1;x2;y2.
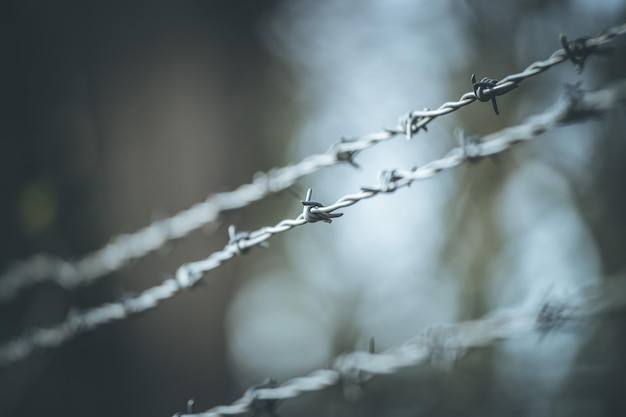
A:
173;277;626;417
402;23;626;134
1;79;625;368
1;23;624;303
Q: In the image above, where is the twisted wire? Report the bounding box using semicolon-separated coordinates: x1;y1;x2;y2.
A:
1;79;625;367
405;22;626;131
176;277;626;417
1;23;624;302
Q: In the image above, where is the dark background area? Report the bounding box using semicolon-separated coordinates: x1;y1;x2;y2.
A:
1;1;626;417
0;2;295;416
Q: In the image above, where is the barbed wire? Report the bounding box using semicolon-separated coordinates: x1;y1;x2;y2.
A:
395;22;624;136
1;78;625;367
1;23;624;303
174;277;626;417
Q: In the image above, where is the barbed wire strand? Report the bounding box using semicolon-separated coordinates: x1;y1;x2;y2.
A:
1;79;625;368
174;277;626;417
1;23;624;303
406;22;626;130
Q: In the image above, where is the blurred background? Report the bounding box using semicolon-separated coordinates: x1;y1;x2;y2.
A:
1;1;626;416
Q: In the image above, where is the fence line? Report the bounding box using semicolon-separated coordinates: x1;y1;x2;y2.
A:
1;23;624;303
1;79;625;367
175;277;626;417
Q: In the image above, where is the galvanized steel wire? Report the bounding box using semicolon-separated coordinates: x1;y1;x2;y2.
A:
1;23;625;302
1;78;626;367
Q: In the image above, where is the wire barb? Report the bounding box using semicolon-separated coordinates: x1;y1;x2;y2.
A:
187;399;196;415
535;286;579;341
244;378;281;417
400;108;430;139
455;128;483;162
377;170;401;192
560;34;614;74
228;225;269;256
333;136;362;168
301;189;344;223
536;300;576;341
422;325;466;371
471;74;518;115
